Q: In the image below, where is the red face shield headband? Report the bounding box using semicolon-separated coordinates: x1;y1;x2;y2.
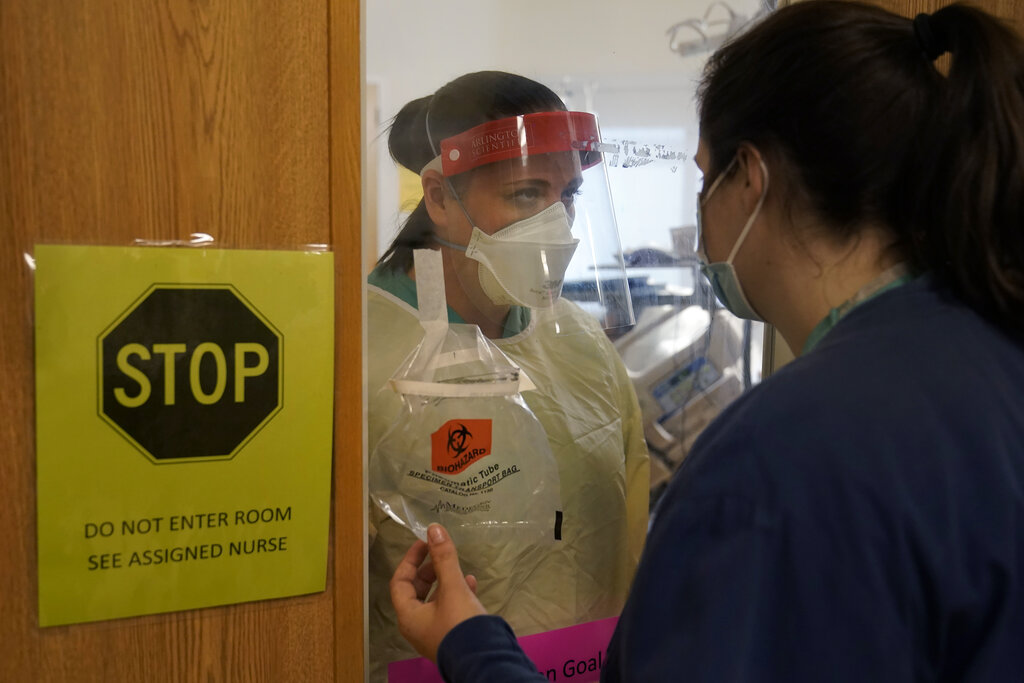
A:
434;111;604;177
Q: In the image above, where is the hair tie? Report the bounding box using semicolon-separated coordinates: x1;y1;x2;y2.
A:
913;13;946;61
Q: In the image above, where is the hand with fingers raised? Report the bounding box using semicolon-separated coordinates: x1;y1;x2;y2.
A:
390;524;486;662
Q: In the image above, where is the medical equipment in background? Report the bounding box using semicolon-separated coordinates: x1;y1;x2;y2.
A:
667;0;776;57
612;226;753;502
561;218;707;338
616;304;745;495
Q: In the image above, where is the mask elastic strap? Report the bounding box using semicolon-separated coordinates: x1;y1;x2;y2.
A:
419;180;477;252
726;158;770;264
703;156;738;204
432;233;468;252
424;103;478;227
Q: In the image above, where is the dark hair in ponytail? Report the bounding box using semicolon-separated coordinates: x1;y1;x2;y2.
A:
378;71;566;274
698;1;1024;333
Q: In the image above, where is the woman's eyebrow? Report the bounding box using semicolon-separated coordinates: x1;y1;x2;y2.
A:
501;178;551;191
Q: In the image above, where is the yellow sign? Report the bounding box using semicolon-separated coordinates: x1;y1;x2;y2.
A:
34;245;335;626
397;165;424;212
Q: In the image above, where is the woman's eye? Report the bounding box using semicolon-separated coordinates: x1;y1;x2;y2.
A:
512;187;542;201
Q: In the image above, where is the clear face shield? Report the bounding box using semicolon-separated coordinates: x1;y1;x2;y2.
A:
423;111;634;333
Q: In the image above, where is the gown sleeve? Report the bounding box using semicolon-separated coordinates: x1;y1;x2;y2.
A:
437;615;550;683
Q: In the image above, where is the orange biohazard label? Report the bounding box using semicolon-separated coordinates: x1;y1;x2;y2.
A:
430;419;492;475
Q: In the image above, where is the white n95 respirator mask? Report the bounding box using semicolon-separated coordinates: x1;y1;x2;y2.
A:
437;201;580;309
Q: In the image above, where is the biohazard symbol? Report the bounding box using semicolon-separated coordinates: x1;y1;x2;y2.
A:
431;418;492;475
447;423;472;459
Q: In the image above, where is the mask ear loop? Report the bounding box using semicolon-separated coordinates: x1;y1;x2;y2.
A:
725;157;770;265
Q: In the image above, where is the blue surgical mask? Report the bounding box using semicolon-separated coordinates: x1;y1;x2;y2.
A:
696;155;769;321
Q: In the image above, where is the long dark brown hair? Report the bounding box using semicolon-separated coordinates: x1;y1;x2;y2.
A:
699;1;1024;333
378;71;567;274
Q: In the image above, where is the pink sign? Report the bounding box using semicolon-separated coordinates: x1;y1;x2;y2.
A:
387;616;618;683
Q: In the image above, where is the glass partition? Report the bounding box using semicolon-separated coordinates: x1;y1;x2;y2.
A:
364;1;770;679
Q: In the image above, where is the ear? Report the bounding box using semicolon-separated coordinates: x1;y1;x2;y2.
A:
735;143;768;210
421;170;450;228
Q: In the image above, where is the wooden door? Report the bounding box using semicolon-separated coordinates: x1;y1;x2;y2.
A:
0;1;363;680
862;0;1022;25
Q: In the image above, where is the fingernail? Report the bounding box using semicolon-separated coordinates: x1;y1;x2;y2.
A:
428;524;446;544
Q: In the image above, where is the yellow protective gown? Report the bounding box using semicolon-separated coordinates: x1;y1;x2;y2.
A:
366;270;649;682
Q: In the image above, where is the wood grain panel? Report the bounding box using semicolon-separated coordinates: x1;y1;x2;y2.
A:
856;0;1022;26
0;1;339;681
329;0;366;680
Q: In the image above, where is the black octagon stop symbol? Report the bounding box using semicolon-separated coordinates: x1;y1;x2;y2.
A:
99;285;282;462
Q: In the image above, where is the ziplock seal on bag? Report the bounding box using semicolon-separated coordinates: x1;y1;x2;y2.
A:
369;249;561;546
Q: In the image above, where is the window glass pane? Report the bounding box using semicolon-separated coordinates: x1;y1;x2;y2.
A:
364;1;770;678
